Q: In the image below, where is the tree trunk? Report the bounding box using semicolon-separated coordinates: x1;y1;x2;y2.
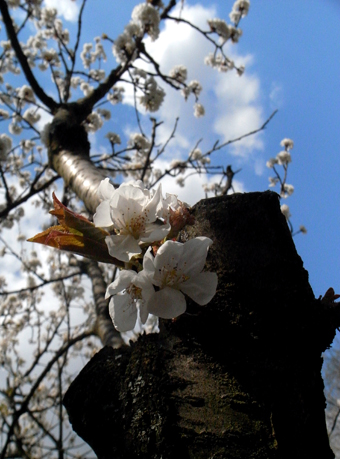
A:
48;107;108;214
63;191;338;459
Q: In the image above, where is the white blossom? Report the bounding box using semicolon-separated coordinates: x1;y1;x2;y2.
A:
142;237;218;319
266;157;278;169
107;86;125;105
17;85;35;104
181;80;202;100
106;132;121;145
281;204;291;219
93;37;107;62
280;138;294;150
276;151;292;166
194;103;205;118
207;18;231;44
281;183;294;198
80;43;94;68
80;81;94;97
230;26;243;43
131;4;160;41
204;53;234;72
20;139;35;153
106;237;217;332
237;65;245;76
169;65;187;83
230;0;250;23
140;77;165;112
23;108;41;124
94;179;171;262
112;23;140;64
41;48;60;66
89;68;106;81
38;7;57;28
268;177;279;187
70;76;81;88
129;133;151;152
106;270;154;332
84;112;103;132
191;148;202;160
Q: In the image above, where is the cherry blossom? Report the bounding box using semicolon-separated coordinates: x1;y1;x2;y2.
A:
105;237;218;331
106;270;154;332
142;237;218;319
94;179;171;262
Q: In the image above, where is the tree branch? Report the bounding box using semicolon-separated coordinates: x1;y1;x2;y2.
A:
0;0;58;112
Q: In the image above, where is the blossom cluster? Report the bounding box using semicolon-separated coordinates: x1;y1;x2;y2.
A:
267;138;295;199
266;138;306;235
94;179;217;332
112;4;160;64
204;0;249;74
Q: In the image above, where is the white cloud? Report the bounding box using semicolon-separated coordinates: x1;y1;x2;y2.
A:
269;82;284;108
44;0;79;22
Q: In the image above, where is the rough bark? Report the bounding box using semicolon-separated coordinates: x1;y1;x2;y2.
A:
63;191;340;459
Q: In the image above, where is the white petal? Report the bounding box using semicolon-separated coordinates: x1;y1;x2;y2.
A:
105;270;137;298
105;234;141;262
180;272;218;305
141;222;171;243
93;200;113;228
154;240;184;271
178;237;213;276
97;178;115;201
116;182;148;206
142;247;156;279
109;295;137;332
144;183;163;220
109;193;142;229
146;287;187;319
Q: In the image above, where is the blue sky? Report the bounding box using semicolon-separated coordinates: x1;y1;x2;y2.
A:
6;0;340;302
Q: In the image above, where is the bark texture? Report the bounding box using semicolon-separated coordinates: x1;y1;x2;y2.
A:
64;191;339;459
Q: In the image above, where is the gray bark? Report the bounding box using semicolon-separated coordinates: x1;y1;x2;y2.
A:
64;191;339;459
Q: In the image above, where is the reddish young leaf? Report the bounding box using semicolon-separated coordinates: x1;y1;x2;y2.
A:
28;193;123;266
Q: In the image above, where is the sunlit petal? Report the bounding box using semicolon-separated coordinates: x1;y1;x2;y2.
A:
97;177;115;201
93;200;113;228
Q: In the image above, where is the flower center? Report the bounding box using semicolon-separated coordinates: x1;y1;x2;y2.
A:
160;266;189;288
117;208;150;239
126;284;142;300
